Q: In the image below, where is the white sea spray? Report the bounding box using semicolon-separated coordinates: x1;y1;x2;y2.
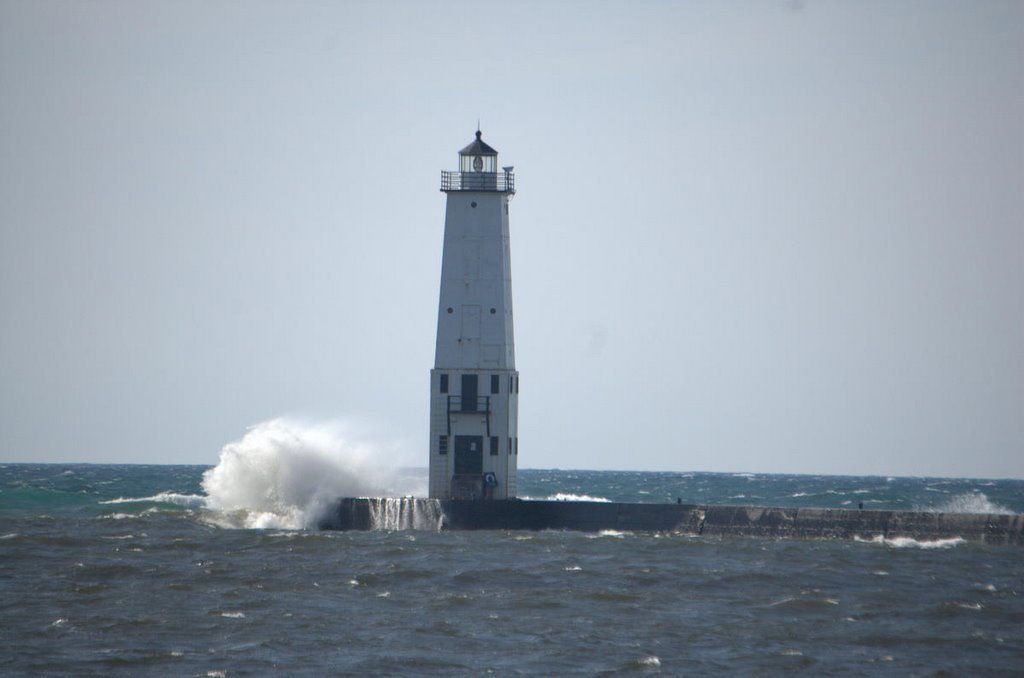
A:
201;417;422;529
921;492;1014;515
547;493;611;502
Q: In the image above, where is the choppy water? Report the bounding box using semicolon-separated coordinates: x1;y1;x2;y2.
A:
2;463;1022;675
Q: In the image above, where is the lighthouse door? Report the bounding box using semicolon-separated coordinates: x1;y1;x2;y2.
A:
451;435;484;499
453;436;483;475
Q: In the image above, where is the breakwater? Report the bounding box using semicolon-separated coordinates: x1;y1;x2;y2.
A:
318;498;1024;545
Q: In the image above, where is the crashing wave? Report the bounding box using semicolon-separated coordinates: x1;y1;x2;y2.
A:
919;492;1014;515
200;418;423;529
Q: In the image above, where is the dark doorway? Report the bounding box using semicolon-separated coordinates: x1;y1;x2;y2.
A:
454;436;483;475
461;374;478;412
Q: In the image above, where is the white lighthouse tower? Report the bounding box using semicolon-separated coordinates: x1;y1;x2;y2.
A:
429;131;519;500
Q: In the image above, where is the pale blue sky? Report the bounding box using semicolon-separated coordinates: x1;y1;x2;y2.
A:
1;0;1022;477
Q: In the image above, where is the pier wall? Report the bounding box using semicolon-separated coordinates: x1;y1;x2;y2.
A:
318;498;1024;545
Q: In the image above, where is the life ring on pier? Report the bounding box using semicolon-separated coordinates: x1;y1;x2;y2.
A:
483;472;497;487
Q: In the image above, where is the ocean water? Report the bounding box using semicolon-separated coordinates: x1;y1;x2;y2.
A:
2;459;1023;675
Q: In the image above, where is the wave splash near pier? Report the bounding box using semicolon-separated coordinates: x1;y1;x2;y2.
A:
200;418;423;530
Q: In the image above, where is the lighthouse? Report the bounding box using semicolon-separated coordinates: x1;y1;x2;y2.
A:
428;131;519;500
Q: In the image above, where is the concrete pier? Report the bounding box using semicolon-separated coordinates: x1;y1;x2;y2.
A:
318;498;1024;545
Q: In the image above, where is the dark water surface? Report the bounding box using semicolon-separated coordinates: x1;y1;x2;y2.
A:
2;465;1022;675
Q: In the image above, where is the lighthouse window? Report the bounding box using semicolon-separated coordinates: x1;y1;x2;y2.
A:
514;437;519;455
471;201;477;208
490;436;498;456
515;376;519;394
490;374;499;394
447;307;453;314
438;435;448;455
439;374;449;393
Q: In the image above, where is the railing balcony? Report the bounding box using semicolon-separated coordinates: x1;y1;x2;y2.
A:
447;395;491;413
446;395;492;436
441;171;515;194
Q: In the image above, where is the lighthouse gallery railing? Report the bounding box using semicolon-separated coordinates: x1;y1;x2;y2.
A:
440;171;515;193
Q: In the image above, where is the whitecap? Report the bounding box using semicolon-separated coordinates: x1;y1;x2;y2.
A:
101;513;136;521
855;535;966;549
219;612;245;618
100;492;205;508
955;602;983;610
638;656;660;668
564;565;582;572
592;530;629;538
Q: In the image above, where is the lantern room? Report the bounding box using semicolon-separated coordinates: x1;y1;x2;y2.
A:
458;130;498;173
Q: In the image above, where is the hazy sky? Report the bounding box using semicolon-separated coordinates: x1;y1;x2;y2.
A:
1;1;1022;478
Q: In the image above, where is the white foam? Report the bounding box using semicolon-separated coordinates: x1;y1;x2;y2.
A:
366;497;443;531
593;529;629;538
546;493;611;503
856;535;966;549
101;513;136;520
100;492;206;508
201;418;422;530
